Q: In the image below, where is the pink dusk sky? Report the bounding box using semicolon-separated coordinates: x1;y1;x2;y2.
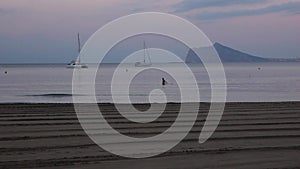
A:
0;0;299;63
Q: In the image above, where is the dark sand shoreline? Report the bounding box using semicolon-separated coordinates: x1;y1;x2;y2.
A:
1;102;300;169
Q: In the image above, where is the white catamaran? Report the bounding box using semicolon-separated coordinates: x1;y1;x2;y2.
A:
135;41;152;67
66;33;88;69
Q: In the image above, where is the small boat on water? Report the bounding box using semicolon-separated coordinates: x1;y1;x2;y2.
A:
135;41;152;67
66;33;88;69
66;60;88;68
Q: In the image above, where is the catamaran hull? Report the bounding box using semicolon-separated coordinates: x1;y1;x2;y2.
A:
66;64;88;69
135;62;152;67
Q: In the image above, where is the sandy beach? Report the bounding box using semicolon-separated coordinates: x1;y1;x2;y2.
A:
0;102;300;169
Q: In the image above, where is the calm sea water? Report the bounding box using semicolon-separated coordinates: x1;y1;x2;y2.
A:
0;63;299;103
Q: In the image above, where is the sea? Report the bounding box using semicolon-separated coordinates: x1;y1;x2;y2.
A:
0;63;299;103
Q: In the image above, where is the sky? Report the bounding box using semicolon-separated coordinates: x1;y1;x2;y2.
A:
0;0;300;63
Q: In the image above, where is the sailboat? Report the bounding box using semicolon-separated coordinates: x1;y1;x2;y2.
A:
66;33;88;69
135;41;152;67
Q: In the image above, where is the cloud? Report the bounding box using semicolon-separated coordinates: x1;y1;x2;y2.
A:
174;0;269;13
0;8;12;16
0;8;7;15
193;1;300;20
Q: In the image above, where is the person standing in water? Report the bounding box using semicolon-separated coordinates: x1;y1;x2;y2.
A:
162;78;167;86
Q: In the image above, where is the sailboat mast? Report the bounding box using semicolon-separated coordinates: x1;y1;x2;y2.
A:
143;41;146;63
77;33;81;64
144;41;151;64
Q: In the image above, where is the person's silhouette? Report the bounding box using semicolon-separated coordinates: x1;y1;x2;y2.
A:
162;78;167;86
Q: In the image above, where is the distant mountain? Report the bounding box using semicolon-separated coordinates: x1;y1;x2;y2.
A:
185;42;299;63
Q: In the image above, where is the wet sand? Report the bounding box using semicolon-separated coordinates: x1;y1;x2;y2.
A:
0;102;300;169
